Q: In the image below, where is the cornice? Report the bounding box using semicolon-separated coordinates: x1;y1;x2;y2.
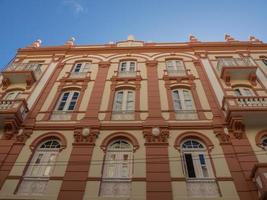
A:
16;41;267;55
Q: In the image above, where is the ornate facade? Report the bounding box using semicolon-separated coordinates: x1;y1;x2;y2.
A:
0;35;267;200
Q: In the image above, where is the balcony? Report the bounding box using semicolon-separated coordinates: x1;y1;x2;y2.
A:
164;69;186;77
217;58;257;84
175;110;198;120
1;63;42;88
186;179;219;197
50;111;72;120
111;110;134;120
222;96;267;121
112;71;141;81
0;99;29;127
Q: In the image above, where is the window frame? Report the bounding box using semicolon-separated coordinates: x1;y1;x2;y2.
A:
55;91;80;111
17;139;61;196
166;59;185;72
100;139;133;197
262;59;267;66
118;61;136;73
181;139;214;179
233;87;254;97
72;62;90;73
172;88;195;111
3;90;22;100
113;90;135;112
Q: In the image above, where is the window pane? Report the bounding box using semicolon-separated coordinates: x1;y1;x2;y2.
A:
57;102;66;111
243;88;253;96
74;63;82;72
185;154;196;178
114;92;123;111
176;60;184;68
199;154;206;165
129;62;135;71
120;62;127;71
172;90;182;110
166;61;174;70
234;89;242;96
68;102;76;110
82;63;90;72
126;91;134;110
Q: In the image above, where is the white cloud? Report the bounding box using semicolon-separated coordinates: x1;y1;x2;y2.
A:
63;0;86;14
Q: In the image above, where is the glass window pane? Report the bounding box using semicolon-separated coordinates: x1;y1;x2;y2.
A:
129;62;135;71
74;63;82;72
120;62;127;71
199;154;206;165
185;154;196;178
234;89;242;96
243;88;253;96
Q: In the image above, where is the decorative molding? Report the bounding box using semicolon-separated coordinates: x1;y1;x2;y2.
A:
229;117;245;139
100;132;140;152
174;131;214;151
73;128;99;144
143;128;169;144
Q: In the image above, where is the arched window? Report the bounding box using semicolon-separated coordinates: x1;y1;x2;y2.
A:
3;90;22;100
181;139;219;197
166;60;185;76
100;139;133;197
233;86;254;97
181;140;212;178
112;90;135;120
56;91;79;111
118;61;136;77
17;139;61;195
172;88;197;120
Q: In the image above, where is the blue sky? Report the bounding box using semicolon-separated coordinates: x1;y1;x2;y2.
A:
0;0;267;68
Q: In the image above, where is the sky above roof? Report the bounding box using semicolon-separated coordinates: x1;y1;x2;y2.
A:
0;0;267;68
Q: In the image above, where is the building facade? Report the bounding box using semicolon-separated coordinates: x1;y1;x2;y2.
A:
0;35;267;200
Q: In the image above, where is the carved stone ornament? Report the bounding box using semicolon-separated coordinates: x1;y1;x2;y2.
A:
143;128;169;143
16;129;32;143
74;128;99;144
3;121;19;140
229;117;245;139
214;129;231;144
